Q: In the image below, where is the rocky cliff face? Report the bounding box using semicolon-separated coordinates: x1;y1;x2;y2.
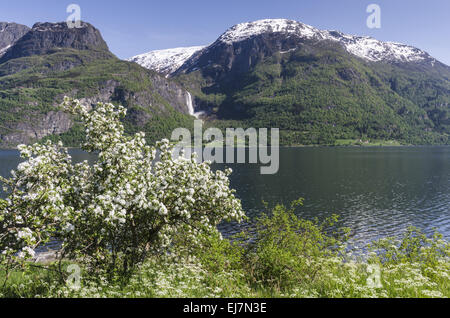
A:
0;21;109;63
1;111;72;146
175;31;311;81
149;74;194;114
0;66;194;147
0;22;30;57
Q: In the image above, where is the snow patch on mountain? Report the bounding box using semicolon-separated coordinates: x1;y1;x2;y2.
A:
128;46;205;75
0;44;11;57
217;19;317;44
324;31;429;63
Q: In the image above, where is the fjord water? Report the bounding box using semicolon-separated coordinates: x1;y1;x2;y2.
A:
216;146;450;245
1;147;449;246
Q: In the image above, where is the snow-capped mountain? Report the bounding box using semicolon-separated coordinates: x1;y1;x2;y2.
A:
131;19;437;76
127;46;205;75
214;19;431;63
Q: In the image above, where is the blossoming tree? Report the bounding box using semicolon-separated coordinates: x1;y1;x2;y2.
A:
0;97;245;275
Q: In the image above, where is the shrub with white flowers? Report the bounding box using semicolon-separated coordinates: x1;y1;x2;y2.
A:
0;97;245;276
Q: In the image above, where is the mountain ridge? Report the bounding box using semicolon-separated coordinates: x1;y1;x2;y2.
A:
0;21;109;64
130;19;445;77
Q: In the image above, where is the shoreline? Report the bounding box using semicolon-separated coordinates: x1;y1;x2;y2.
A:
1;144;450;151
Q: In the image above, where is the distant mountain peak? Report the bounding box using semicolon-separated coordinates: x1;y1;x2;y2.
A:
216;18;317;44
30;21;97;32
127;46;206;75
0;21;109;63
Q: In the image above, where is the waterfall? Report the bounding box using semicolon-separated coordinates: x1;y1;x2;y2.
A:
186;92;195;116
185;92;205;119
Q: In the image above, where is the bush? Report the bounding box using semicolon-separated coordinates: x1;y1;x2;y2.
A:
241;199;350;291
368;226;450;266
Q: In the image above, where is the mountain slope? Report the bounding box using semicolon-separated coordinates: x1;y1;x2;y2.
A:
0;21;195;147
132;19;449;145
0;22;30;57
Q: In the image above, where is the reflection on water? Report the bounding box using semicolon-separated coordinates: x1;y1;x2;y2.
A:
1;146;449;246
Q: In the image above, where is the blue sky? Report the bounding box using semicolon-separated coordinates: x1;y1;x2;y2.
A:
1;0;449;65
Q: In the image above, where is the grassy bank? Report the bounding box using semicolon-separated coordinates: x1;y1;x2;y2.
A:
1;203;448;298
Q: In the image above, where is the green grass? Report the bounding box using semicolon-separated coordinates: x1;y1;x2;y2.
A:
1;202;448;298
1;256;448;298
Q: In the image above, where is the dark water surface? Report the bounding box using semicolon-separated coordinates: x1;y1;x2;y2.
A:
215;146;450;246
1;147;449;246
